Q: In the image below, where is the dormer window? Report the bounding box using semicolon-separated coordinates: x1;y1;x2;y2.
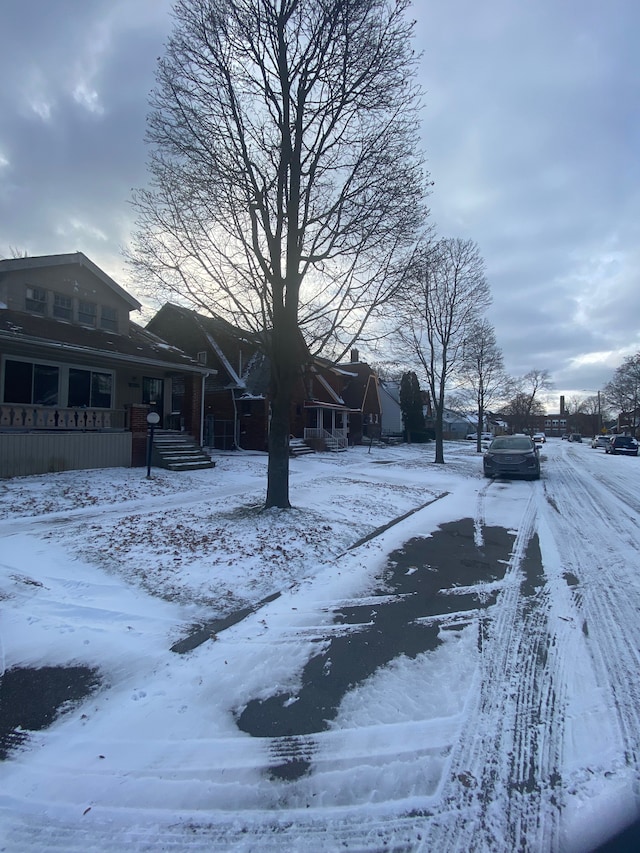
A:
25;286;47;314
78;301;97;327
100;305;118;332
53;293;73;321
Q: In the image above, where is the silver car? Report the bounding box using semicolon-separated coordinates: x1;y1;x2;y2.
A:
591;435;609;449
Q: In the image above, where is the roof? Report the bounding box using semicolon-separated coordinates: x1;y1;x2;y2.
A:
336;360;381;412
0;308;209;374
0;252;142;311
147;303;266;390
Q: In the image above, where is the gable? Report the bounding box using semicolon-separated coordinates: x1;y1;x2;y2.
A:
0;252;141;336
147;303;266;390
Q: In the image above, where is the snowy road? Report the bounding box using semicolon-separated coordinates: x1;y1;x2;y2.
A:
1;440;639;851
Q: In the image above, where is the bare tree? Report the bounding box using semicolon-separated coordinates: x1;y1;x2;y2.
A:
581;393;607;433
459;318;507;452
127;0;429;508
399;238;491;463
503;368;553;434
603;353;640;433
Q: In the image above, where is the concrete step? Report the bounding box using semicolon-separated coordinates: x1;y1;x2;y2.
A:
165;460;216;471
289;438;314;457
152;431;215;470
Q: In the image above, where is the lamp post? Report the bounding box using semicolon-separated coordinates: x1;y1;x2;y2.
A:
146;410;160;478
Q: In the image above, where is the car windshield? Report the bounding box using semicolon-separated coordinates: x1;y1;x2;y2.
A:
490;437;533;451
615;437;635;445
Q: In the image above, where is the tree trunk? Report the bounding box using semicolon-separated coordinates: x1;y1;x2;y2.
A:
265;301;298;509
476;403;484;453
434;407;445;463
266;381;292;509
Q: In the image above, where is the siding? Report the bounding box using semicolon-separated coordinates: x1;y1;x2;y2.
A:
0;432;132;478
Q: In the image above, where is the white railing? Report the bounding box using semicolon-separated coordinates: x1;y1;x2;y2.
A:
303;427;348;451
0;404;124;431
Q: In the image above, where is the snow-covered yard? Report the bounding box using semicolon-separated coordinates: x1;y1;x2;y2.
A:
1;440;639;851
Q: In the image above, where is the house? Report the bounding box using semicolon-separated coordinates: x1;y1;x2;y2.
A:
378;380;403;437
336;350;383;445
146;302;271;450
146;304;382;452
0;253;210;477
440;408;474;440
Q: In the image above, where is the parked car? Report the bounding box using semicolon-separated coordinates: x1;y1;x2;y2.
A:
591;435;610;449
483;435;541;480
561;433;570;440
569;434;582;443
605;435;639;456
466;432;493;442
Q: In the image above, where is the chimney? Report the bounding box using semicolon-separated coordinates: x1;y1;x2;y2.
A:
351;348;359;363
560;395;565;414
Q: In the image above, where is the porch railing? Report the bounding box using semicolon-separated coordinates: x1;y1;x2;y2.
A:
304;427;348;451
0;404;125;431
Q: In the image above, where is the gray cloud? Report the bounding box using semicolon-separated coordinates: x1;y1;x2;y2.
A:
0;0;173;278
417;0;640;397
1;0;638;401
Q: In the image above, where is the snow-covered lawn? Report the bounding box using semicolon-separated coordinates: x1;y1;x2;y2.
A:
1;440;639;851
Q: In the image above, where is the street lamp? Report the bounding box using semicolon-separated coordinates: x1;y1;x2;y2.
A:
146;410;160;478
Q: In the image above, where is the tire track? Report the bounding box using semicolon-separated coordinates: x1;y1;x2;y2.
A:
542;454;640;774
421;484;565;852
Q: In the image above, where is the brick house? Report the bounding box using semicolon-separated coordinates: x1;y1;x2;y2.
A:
335;350;383;445
0;253;209;477
146;304;382;452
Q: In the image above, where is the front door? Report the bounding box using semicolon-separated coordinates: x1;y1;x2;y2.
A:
143;377;164;424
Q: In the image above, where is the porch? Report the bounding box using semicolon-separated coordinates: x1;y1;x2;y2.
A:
303;427;348;452
0;405;129;478
303;403;349;451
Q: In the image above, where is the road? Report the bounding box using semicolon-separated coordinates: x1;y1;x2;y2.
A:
1;439;639;852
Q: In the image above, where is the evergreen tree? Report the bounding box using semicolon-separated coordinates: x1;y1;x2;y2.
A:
400;371;425;442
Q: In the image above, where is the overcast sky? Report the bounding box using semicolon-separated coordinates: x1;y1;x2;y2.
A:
1;0;639;407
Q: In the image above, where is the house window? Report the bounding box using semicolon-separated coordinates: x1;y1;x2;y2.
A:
25;287;47;314
78;301;97;326
68;368;112;408
3;359;59;405
53;293;73;321
100;305;118;332
197;351;207;365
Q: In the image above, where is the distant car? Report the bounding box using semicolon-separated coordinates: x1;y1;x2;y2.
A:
466;432;493;442
591;435;610;449
569;434;582;443
561;433;570;440
483;435;541;480
605;435;639;456
532;433;546;446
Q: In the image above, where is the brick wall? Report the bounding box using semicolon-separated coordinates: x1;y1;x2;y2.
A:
129;403;151;467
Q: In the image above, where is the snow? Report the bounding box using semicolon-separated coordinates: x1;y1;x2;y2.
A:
1;440;640;851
